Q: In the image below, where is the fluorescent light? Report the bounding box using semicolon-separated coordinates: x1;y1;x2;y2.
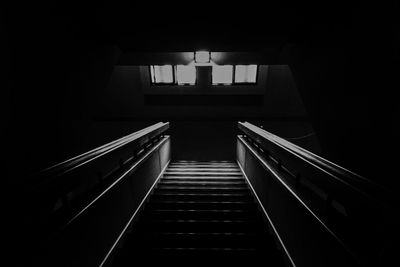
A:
176;65;196;85
212;65;233;85
195;51;210;63
235;65;258;83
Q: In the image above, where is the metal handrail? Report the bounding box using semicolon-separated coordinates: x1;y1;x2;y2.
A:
22;123;171;266
237;121;395;266
35;122;169;180
238;121;388;204
25;122;169;237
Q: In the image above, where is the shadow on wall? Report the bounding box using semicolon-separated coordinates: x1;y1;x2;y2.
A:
168;120;321;161
251;120;322;156
169;120;237;161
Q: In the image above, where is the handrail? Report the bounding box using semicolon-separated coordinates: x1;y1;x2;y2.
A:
64;136;170;227
238;121;388;204
237;121;395;266
22;123;171;266
25;121;169;235
35;122;169;180
237;136;357;264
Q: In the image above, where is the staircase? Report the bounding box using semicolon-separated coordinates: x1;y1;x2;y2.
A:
112;161;286;266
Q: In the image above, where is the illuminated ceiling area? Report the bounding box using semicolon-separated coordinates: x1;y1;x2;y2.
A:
148;51;259;86
118;51;272;95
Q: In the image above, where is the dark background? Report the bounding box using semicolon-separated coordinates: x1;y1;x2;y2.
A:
4;1;398;191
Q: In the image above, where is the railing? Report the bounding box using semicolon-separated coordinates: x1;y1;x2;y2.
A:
36;122;169;180
237;121;395;267
21;122;171;266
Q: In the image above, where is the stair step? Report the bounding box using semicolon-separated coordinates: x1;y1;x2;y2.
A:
124;232;266;249
154;188;249;195
151;193;253;202
162;176;244;180
115;247;281;266
153;233;262;248
142;247;265;262
156;185;248;190
167;167;240;170
143;209;261;220
147;200;255;210
168;166;239;170
164;172;243;176
154;247;257;252
147;247;284;265
158;180;246;186
135;219;266;233
168;165;238;168
172;161;235;163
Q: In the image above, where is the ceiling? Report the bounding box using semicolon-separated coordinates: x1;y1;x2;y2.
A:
7;1;361;53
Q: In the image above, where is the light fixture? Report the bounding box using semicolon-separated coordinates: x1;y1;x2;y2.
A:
194;51;211;63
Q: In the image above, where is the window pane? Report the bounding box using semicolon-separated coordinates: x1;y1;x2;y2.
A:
152;65;173;83
176;65;196;85
235;65;258;83
212;65;233;85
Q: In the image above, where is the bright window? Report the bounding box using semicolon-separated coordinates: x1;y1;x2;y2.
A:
176;65;196;85
150;65;174;84
235;65;258;83
194;51;210;63
212;65;233;85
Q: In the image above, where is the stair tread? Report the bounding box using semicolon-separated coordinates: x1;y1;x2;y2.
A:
155;247;256;251
162;176;244;180
164;174;242;176
167;169;239;171
156;186;247;190
150;201;250;204
143;219;261;223
152;194;252;199
150;209;253;212
160;181;245;185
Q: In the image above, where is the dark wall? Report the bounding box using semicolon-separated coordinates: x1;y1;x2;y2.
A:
169;120;237;161
6;8;131;181
282;8;398;188
7;44;124;176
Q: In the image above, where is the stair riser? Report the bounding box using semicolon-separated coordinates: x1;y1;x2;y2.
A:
164;172;242;176
127;235;266;249
151;194;254;202
155;186;248;191
146;202;257;210
159;181;246;185
142;211;261;220
161;177;244;181
133;221;266;233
